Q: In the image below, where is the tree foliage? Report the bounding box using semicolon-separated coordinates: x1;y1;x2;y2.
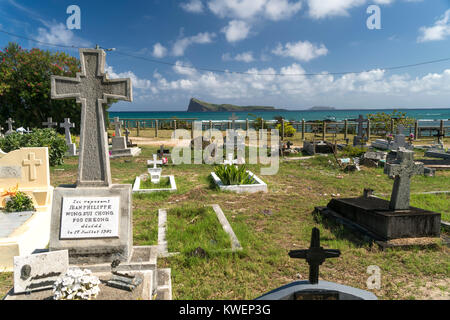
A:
367;110;415;136
0;42;117;134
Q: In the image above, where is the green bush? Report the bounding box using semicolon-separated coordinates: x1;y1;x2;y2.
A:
214;164;255;186
4;192;35;213
0;129;68;166
340;145;366;158
276;122;296;137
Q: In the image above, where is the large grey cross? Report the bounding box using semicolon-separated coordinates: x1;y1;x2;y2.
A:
229;113;239;130
113;117;123;137
60;118;75;145
6;118;14;134
354;115;368;138
384;149;424;210
51;49;133;187
42;117;58;129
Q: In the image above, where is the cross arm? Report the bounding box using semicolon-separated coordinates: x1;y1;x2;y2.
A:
102;77;133;102
51;76;82;100
288;250;307;259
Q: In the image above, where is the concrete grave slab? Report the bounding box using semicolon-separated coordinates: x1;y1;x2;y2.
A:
211;171;268;194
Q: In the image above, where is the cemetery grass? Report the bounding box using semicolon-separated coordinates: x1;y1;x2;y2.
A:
1;144;449;300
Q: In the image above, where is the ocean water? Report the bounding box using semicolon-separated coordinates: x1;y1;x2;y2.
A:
110;108;450;123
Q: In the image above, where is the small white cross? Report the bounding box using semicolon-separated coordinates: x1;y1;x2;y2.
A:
223;153;238;166
147;154;163;169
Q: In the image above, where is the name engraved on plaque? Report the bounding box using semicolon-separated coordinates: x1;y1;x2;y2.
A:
60;197;120;239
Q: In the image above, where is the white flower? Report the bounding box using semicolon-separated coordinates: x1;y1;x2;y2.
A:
53;268;100;300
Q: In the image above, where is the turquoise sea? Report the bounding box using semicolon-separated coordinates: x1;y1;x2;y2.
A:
110;108;450;123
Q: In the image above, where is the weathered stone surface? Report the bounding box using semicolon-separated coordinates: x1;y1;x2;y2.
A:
49;185;133;265
60;118;77;156
42;118;57;129
384;149;424;210
327;197;441;240
425;150;450;160
13;250;69;294
51;49;132;187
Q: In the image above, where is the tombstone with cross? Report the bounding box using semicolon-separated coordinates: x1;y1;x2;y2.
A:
49;48;138;265
147;154;163;184
5;118;15;135
229;113;239;130
124;127;136;148
111;117;127;150
60;118;77;156
42;117;58;129
384;148;424;210
353;115;368;146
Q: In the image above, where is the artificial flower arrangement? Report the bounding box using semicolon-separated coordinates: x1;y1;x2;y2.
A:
53;268;101;300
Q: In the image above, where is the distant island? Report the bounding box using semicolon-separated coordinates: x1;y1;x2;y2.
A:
307;106;336;111
187;98;286;112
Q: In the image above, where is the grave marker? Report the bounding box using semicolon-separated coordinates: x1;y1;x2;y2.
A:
60;118;77;156
42;117;58;129
5;118;14;135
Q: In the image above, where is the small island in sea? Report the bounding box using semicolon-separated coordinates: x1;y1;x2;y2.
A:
187;98;287;112
307;106;336;111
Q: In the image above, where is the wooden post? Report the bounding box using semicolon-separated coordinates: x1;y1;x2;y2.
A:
155;120;158;138
414;120;418;140
440;120;445;138
191;121;194;139
302;119;305;140
344;119;348;141
367;119;371;141
137;121;140;137
322;121;326;141
281;119;285;140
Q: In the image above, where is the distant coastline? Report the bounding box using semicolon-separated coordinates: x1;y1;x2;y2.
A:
187;98;287;112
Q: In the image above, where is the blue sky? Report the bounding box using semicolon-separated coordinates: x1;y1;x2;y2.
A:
1;0;450;111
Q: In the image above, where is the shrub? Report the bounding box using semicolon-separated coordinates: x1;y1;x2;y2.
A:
340;145;366;158
4;192;35;213
214;164;255;185
276;122;296;137
0;129;68;166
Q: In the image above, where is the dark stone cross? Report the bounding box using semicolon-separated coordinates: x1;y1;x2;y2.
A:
354;115;368;138
384;149;424;210
42;117;58;129
51;49;132;187
124;127;130;145
60;118;75;145
288;228;341;285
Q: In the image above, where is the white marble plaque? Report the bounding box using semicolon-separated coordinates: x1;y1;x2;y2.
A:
13;250;69;294
60;197;120;239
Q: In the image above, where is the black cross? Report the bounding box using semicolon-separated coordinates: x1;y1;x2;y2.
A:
289;228;341;284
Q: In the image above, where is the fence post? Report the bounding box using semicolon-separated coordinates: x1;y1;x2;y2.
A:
261;118;264;130
155;120;158;138
322;121;326;141
391;119;395;133
344;119;348;141
281;119;285;140
367;119;371;141
173;119;177;131
302;119;305;140
414;120;418;140
246;119;249;132
440;120;445;138
137;121;140;137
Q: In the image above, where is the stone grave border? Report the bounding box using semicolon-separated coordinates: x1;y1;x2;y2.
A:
133;175;177;193
157;204;242;258
210;171;268;194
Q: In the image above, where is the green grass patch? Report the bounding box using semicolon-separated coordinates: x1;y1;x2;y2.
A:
140;176;171;189
166;205;231;254
410;193;450;222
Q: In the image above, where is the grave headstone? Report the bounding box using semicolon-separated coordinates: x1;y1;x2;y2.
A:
5;118;14;135
148;154;163;184
42;117;58;129
353;115;368;146
13;250;69;294
49;48;136;265
319;149;441;242
60;118;77;156
110;117;141;158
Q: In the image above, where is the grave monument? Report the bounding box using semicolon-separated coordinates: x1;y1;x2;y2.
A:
110;117;141;158
60;118;77;156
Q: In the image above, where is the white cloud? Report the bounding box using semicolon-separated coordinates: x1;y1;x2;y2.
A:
221;20;250;42
272;40;328;62
172;32;216;56
418;9;450;42
152;43;167;58
207;0;302;21
35;22;91;48
222;51;255;62
180;0;204;13
105;65;151;91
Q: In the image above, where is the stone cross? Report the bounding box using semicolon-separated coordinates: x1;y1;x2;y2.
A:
229;113;239;130
147;154;163;169
355;115;368;138
23;152;42;181
60;118;75;145
42;117;58;129
6;118;14;134
288;228;341;285
51;49;132;187
113;117;123;137
124;127;130;145
384;149;424;210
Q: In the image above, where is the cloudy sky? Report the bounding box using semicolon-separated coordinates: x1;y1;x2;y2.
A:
1;0;450;111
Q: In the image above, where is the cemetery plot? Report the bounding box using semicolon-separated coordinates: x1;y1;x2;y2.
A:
165;206;232;255
211;165;268;194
